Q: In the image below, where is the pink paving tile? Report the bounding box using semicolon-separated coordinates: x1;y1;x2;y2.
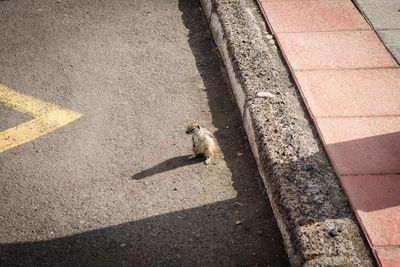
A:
375;248;400;267
340;175;400;246
316;117;400;175
276;31;398;70
294;69;400;117
259;0;370;33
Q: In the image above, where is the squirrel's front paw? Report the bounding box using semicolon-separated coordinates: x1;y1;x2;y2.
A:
204;158;211;165
188;154;196;160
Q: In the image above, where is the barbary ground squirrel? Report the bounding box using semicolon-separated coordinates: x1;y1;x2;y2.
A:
186;123;215;165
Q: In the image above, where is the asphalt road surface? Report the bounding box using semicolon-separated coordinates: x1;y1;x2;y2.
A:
0;0;289;265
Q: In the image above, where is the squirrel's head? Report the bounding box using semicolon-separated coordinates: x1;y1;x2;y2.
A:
186;123;201;135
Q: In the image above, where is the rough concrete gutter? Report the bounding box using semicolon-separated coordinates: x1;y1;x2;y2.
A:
199;0;375;266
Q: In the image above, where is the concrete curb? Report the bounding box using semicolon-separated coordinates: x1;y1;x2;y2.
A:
199;0;375;266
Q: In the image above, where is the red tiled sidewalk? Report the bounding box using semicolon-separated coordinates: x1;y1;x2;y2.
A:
257;0;400;266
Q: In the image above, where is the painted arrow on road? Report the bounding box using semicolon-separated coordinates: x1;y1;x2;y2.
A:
0;84;83;153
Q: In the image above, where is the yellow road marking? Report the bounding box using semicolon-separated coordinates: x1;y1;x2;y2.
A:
0;84;83;153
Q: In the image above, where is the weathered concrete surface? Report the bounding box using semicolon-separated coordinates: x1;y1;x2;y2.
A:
200;0;375;266
353;0;400;63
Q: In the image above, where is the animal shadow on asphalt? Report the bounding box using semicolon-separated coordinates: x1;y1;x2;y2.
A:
131;155;203;180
